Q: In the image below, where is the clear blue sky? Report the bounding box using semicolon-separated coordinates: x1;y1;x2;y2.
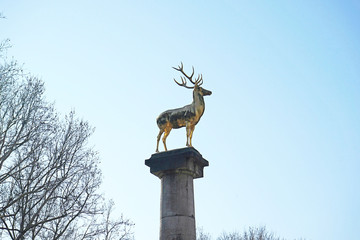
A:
1;1;360;239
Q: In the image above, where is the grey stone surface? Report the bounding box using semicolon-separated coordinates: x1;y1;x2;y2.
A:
145;147;209;240
145;147;209;179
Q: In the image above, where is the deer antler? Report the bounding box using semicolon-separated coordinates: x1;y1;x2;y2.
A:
195;74;203;86
173;76;194;89
173;62;203;88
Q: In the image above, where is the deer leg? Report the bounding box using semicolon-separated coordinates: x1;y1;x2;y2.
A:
189;125;195;147
162;128;171;151
185;123;191;147
156;129;164;152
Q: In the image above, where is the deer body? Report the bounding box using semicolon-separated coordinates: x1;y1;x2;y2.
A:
155;63;212;152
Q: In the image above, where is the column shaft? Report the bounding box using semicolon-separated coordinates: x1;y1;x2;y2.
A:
160;173;195;240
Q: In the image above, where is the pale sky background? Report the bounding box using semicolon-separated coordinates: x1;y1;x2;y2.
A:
1;1;360;240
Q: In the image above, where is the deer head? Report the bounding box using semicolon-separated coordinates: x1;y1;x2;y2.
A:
173;62;212;96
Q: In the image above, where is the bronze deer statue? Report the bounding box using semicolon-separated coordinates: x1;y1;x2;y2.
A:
155;63;212;152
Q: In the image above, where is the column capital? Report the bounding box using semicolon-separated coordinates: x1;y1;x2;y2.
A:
145;147;209;179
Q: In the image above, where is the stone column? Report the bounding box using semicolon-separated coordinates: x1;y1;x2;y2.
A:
145;147;209;240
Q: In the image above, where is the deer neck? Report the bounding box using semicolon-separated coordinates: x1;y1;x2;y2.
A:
192;90;205;116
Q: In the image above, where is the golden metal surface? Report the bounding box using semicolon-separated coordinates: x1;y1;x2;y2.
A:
156;63;212;152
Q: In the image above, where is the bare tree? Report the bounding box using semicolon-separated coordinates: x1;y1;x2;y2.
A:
0;44;133;240
217;226;286;240
0;39;10;58
197;227;212;240
197;226;304;240
70;200;134;240
217;231;242;240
